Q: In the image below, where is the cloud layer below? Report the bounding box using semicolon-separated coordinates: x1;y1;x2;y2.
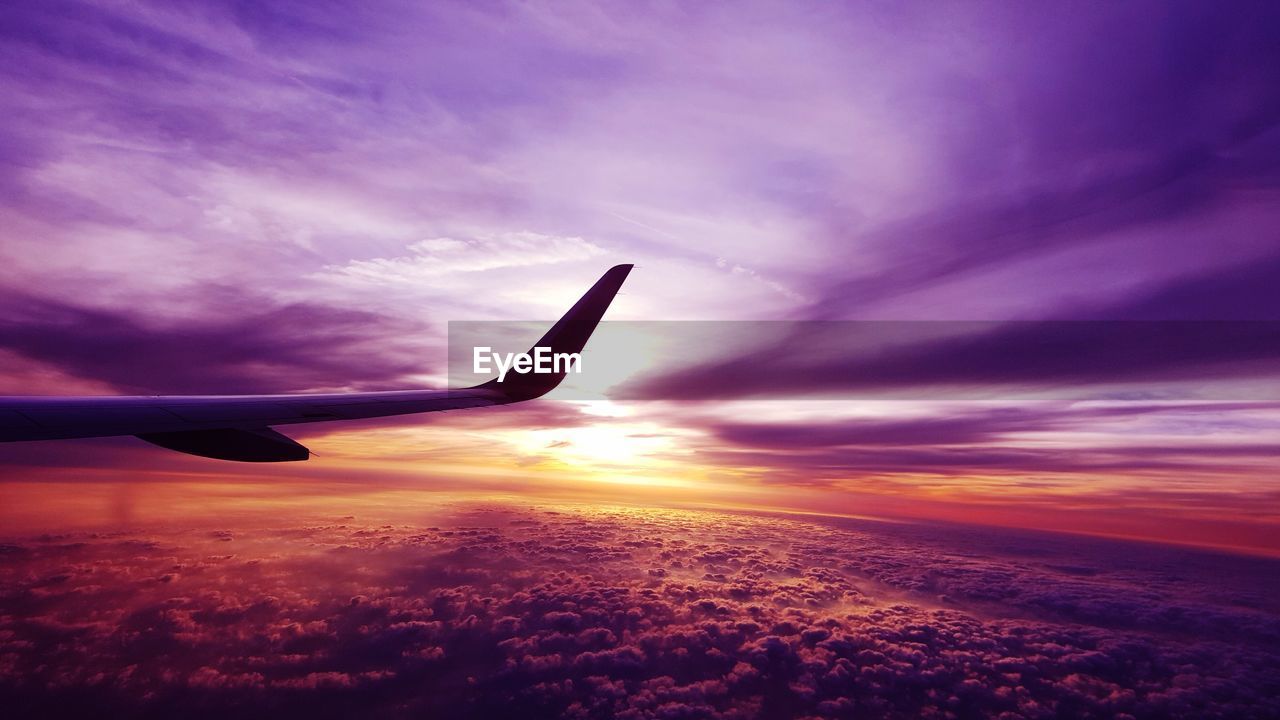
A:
2;499;1278;719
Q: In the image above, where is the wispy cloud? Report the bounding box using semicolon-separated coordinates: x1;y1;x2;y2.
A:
319;231;606;285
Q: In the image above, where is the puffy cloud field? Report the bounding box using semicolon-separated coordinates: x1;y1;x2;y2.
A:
2;502;1276;719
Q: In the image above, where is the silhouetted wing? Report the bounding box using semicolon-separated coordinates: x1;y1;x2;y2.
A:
0;388;505;442
0;264;633;462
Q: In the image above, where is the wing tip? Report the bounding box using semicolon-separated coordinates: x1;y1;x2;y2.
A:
474;263;633;402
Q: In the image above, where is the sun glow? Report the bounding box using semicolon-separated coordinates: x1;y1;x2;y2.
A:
516;423;677;468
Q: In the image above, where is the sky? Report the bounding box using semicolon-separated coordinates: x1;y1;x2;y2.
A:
2;0;1280;554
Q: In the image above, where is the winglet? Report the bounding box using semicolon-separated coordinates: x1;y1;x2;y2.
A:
474;264;632;402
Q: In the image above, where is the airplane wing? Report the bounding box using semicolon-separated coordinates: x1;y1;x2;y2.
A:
0;264;632;462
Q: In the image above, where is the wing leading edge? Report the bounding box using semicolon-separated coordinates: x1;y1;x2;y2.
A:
0;264;633;461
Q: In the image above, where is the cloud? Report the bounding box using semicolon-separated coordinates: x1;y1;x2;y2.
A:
1;503;1277;719
319;232;606;286
623;258;1280;401
708;409;1055;449
0;286;428;394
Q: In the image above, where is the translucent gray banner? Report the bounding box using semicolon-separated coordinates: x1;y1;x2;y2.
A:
448;321;1280;401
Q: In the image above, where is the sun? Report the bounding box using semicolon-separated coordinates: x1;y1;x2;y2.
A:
519;423;675;467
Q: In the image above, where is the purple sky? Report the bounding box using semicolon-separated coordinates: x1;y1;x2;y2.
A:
2;0;1280;553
